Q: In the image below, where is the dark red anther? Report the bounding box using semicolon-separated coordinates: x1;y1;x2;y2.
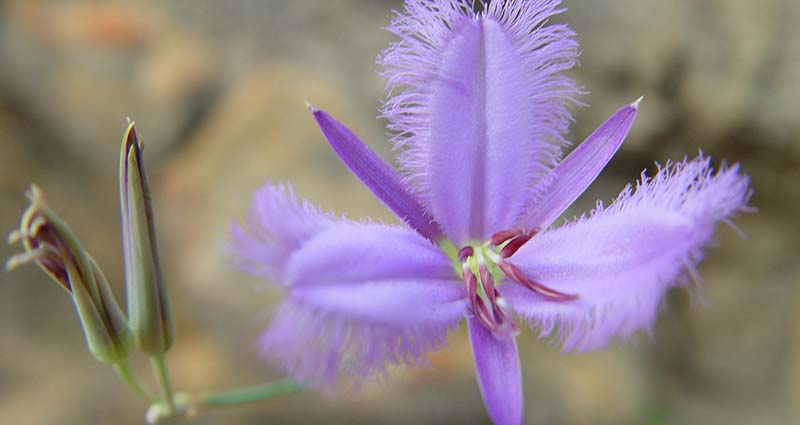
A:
474;296;495;328
490;228;538;258
479;264;496;300
490;229;522;246
463;266;477;304
480;266;510;327
499;230;536;258
458;246;475;263
456;243;525;338
497;260;578;301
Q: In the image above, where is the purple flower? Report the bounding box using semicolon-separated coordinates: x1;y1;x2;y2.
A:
232;1;751;424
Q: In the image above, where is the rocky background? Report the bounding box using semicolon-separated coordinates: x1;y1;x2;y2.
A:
1;1;798;424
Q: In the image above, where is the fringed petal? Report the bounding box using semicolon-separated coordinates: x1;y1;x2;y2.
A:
237;202;467;385
263;282;465;386
380;0;580;244
505;155;751;351
230;183;334;285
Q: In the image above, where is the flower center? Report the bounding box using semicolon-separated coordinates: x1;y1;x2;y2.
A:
458;245;518;338
452;228;578;338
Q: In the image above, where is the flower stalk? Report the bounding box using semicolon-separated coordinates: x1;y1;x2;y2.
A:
189;379;303;409
144;380;302;424
151;355;177;414
113;361;156;402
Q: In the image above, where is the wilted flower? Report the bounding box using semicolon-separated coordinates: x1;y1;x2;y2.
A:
232;1;751;424
7;186;133;364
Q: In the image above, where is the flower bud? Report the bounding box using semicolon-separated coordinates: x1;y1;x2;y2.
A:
7;186;133;363
120;121;175;355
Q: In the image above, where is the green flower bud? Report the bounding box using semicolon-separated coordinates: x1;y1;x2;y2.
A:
7;186;133;363
120;121;174;355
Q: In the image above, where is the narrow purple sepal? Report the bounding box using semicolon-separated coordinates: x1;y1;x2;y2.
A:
311;107;443;241
519;99;641;230
468;316;523;425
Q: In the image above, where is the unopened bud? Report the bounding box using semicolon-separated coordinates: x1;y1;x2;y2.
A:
120;121;174;355
7;186;133;363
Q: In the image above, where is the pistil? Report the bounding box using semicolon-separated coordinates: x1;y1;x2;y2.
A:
459;246;518;338
455;227;579;335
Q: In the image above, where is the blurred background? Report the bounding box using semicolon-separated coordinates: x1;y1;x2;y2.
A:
1;1;798;424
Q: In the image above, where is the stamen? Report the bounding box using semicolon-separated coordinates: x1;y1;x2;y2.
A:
490;229;521;246
499;230;536;258
498;260;578;301
474;296;495;328
458;246;475;263
463;262;477;303
478;264;518;336
489;228;538;258
479;264;495;300
459;247;519;338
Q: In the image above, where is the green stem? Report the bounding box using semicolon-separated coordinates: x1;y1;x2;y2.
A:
112;360;154;402
150;355;176;412
192;379;303;409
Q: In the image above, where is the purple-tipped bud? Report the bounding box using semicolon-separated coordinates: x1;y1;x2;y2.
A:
7;186;133;363
120;121;174;355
